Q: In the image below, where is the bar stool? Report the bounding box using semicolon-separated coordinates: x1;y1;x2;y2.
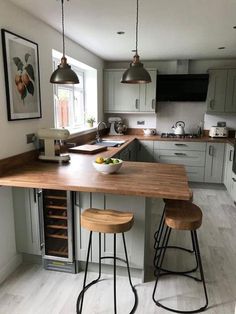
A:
152;201;208;313
76;208;138;314
153;191;195;270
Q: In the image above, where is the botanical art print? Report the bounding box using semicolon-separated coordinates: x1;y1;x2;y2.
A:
1;29;41;120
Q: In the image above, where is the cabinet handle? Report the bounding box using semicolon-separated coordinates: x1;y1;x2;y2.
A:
229;150;233;161
233;178;236;182
209;99;214;109
135;99;139;109
174;152;186;156
209;145;214;156
174;143;187;146
37;189;45;250
151;99;155;110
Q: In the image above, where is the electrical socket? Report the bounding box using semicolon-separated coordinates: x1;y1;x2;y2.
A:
137;120;145;125
26;133;35;144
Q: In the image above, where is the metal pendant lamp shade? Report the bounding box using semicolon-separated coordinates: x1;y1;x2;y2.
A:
121;0;151;84
50;0;79;84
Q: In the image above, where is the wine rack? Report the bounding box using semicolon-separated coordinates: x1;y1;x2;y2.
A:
42;189;73;261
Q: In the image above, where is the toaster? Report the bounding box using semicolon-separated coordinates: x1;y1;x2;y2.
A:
209;126;228;138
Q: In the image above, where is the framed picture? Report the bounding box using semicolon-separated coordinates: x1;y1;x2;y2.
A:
1;29;42;120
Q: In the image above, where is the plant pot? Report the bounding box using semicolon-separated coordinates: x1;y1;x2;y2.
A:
87;122;94;128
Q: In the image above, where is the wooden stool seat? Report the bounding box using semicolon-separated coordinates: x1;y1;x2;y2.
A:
81;208;134;234
165;201;202;230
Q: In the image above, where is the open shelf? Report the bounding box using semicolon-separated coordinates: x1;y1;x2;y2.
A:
46;234;68;240
46;205;67;210
46;215;67;220
46;224;67;230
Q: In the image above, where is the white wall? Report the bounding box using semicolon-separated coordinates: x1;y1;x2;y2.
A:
0;0;104;159
105;59;236;133
0;0;104;282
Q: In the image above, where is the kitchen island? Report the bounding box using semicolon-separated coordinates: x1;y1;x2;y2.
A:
0;144;192;282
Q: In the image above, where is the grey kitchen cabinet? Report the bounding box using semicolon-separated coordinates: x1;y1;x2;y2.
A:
74;192;146;271
204;143;225;183
223;143;234;194
137;140;154;162
12;188;41;255
207;68;236;114
153;141;206;182
113;140;138;161
225;69;236;113
104;69;157;113
232;173;236;203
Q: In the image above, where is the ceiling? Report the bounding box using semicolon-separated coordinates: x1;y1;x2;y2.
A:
9;0;236;61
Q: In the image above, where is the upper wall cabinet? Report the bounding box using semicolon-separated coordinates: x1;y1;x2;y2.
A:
207;68;236;114
104;69;157;113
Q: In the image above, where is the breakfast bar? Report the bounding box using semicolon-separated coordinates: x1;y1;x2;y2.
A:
0;147;191;281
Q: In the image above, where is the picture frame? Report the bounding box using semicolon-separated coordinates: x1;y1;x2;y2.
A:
1;29;42;121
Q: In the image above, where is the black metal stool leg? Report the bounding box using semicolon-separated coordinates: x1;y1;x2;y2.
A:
192;230;208;311
76;232;102;314
153;229;209;313
114;234;117;314
153;226;172;292
122;233;138;314
77;231;93;314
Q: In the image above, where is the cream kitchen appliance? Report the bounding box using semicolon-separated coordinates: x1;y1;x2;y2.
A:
108;117;127;135
209;126;228;138
37;128;70;162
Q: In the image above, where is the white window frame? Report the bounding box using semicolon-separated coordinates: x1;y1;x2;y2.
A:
52;51;98;135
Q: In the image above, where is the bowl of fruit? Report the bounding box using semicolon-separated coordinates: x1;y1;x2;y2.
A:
93;157;123;174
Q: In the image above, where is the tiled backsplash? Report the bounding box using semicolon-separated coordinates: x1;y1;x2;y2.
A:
105;102;236;134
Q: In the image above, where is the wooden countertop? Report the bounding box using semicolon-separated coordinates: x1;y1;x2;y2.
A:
1;132;234;201
0;149;191;200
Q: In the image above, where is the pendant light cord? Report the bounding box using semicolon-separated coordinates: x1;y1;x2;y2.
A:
61;0;65;57
135;0;139;55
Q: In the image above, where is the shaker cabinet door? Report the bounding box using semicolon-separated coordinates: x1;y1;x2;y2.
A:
204;143;225;183
207;69;227;113
225;69;236;113
13;188;41;255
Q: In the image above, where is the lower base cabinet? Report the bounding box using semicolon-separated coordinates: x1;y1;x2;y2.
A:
13;188;41;255
204;143;225;183
74;192;146;270
137;140;154;162
232;174;236;203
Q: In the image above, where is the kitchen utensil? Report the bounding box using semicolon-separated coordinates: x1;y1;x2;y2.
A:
37;128;70;162
143;129;156;136
209;126;228;138
68;144;107;154
172;121;185;135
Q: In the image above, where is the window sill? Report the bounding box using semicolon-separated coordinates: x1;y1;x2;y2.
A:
67;126;97;138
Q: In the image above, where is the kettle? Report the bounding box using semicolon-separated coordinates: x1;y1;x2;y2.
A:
172;121;185;135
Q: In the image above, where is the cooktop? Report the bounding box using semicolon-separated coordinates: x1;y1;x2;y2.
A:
161;133;199;139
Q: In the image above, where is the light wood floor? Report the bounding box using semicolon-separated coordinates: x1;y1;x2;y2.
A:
0;185;236;314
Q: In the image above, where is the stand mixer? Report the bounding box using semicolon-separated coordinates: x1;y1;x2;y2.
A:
108;117;127;135
37;128;70;162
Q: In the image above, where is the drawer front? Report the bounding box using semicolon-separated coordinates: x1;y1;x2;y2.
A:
185;166;205;182
154;141;206;151
154;150;206;166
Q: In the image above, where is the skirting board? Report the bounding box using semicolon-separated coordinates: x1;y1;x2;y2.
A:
0;253;22;284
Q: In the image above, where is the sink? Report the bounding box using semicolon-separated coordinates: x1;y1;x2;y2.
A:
91;140;126;147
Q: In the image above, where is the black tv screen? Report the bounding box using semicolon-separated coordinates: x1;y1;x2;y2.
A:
156;74;209;102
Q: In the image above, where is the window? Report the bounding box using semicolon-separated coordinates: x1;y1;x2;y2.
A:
52;51;97;132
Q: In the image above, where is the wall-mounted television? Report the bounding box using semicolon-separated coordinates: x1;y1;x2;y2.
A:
156;74;209;102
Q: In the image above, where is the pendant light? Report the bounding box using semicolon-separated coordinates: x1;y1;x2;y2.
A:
50;0;79;84
121;0;151;84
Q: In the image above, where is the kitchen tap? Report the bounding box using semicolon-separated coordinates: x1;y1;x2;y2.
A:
96;121;107;142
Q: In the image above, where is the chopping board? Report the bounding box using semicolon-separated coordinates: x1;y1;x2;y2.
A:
68;144;107;154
